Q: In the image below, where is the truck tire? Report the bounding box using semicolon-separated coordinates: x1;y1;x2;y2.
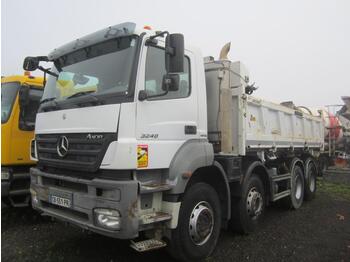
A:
319;159;328;176
282;164;304;209
304;158;317;201
230;174;265;234
167;182;221;261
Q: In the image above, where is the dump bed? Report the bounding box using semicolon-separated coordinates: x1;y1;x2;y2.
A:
205;59;324;156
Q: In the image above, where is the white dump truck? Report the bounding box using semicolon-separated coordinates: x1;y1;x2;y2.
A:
24;22;324;261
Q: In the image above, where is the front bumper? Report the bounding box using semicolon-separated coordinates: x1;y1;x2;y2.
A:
1;166;31;206
30;167;139;239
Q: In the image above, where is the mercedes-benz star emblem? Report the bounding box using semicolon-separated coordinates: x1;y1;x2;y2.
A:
57;136;69;157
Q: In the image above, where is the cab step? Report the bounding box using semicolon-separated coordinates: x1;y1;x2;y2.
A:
130;239;167;252
272;189;291;201
8;194;30;207
271;173;291;182
12;173;30;180
11;202;30;208
9;189;30;196
139;212;172;225
140;183;172;194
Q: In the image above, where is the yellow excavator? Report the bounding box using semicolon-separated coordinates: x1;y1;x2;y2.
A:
1;72;44;207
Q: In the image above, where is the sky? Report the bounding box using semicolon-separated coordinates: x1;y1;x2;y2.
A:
1;0;349;107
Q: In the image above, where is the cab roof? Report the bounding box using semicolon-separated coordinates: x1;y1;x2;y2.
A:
47;22;199;61
1;74;44;88
48;22;138;60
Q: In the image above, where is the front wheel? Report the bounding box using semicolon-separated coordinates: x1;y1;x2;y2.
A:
167;182;221;261
230;174;265;234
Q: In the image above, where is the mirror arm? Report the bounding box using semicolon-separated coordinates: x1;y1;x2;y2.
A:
150;89;169;99
139;89;169;101
43;70;47;86
146;31;170;46
38;66;58;78
36;56;49;62
149;31;169;40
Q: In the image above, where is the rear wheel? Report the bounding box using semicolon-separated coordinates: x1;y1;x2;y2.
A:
304;158;317;201
282;163;304;209
167;182;221;261
230;174;265;234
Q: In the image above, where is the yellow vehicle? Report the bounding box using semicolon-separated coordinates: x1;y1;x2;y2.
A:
1;73;44;207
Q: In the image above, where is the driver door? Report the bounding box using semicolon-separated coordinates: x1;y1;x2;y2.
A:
135;45;199;169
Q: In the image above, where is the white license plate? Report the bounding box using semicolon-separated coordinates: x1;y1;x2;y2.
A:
50;195;72;208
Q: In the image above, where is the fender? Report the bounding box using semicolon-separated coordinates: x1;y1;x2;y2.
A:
212;160;231;220
168;139;214;194
242;160;269;185
289;157;304;174
303;157;315;181
235;160;271;199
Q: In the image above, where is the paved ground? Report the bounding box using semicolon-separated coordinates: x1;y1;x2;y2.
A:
2;175;350;262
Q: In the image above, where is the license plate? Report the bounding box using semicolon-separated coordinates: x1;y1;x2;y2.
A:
49;191;72;208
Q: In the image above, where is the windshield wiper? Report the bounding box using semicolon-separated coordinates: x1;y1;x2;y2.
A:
66;90;102;107
67;90;97;100
39;97;59;111
40;97;57;105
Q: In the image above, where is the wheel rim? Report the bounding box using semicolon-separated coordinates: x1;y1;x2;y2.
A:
189;201;214;246
294;173;303;200
246;187;263;220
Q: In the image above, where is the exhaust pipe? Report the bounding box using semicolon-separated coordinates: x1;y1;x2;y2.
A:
219;42;231;60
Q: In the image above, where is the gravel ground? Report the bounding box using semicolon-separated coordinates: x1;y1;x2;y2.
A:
2;176;350;262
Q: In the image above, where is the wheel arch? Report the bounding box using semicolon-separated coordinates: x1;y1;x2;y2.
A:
302;156;317;180
289;157;305;176
168;139;214;195
185;161;231;222
242;161;271;202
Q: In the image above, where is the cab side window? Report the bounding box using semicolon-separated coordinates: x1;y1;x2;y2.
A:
25;88;43;124
145;46;190;99
19;88;43;131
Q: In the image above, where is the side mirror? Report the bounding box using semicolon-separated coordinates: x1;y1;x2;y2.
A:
162;74;179;92
23;57;39;71
23;56;49;71
165;34;184;73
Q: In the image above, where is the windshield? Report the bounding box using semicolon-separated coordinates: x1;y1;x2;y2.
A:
1;82;20;123
42;35;139;105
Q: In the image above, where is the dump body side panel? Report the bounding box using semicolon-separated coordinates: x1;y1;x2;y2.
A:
205;60;324;155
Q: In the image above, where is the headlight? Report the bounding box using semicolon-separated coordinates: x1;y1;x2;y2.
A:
1;168;10;180
94;208;121;230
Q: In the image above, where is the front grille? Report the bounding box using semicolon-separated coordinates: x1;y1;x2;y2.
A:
42;201;89;221
39;166;133;181
42;176;88;193
36;133;117;172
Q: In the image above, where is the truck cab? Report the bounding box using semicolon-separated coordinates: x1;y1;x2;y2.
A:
26;22;323;261
1;73;44;206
